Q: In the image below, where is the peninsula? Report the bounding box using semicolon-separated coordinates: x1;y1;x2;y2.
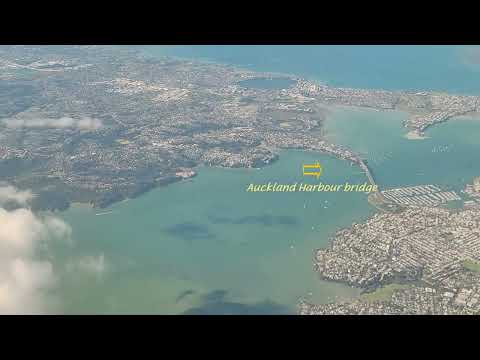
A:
1;45;479;211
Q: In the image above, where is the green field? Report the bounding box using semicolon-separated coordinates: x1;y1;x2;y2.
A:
360;284;410;303
462;259;480;273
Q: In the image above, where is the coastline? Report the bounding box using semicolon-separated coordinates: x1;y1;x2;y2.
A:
404;130;429;140
70;201;94;209
55;141;368;212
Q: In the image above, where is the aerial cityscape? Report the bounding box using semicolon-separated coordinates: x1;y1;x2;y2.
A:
1;45;480;314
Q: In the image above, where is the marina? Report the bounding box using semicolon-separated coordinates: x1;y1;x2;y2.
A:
381;185;461;207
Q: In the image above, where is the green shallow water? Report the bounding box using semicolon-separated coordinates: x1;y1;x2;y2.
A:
50;106;480;314
53;148;373;314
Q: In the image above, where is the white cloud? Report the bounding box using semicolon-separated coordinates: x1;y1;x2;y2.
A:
0;185;116;314
2;116;103;131
0;258;58;315
0;186;34;207
0;204;71;314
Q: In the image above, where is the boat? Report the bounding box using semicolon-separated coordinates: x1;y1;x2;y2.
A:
95;211;114;216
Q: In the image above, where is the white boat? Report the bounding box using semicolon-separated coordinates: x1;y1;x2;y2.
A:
95;211;113;216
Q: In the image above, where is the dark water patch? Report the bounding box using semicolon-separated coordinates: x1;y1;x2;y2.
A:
175;289;196;303
204;289;229;303
237;77;295;90
182;289;293;315
164;222;215;241
209;214;299;226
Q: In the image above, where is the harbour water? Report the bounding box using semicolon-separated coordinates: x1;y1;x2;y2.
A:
323;106;480;192
55;150;370;314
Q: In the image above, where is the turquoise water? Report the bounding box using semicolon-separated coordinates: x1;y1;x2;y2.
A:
139;45;480;95
324;107;480;192
55;150;370;314
48;46;480;314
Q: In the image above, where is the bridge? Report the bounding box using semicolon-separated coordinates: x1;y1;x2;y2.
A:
352;155;377;189
359;160;376;187
309;141;377;189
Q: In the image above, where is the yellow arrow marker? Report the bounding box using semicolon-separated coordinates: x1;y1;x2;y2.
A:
303;162;323;179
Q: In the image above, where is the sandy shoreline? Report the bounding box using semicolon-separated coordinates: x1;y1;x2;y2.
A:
404;130;429;140
70;201;94;209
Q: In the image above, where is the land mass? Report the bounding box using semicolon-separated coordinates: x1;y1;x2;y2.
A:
1;45;479;211
3;46;480;314
300;179;480;315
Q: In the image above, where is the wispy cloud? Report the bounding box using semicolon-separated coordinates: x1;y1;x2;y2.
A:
2;116;103;130
0;186;34;207
66;254;108;279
